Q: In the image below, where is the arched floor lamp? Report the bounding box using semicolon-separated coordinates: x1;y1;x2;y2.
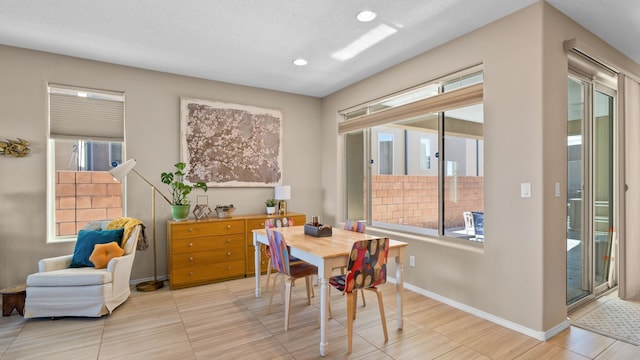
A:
110;159;170;291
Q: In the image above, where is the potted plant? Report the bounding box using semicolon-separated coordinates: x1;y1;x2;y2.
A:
161;162;207;220
265;198;277;215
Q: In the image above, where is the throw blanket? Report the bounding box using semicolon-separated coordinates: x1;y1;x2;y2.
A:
106;217;148;251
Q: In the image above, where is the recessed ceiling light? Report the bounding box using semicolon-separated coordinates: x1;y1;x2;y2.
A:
293;58;308;66
356;10;376;22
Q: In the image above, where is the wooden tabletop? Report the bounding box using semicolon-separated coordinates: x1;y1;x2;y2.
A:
253;225;407;259
0;284;26;294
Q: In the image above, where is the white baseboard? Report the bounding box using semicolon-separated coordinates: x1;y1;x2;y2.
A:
387;277;570;341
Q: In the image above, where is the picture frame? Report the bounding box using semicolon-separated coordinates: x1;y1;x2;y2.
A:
180;97;283;187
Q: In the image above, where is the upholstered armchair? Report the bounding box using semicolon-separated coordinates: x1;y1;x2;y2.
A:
24;220;142;318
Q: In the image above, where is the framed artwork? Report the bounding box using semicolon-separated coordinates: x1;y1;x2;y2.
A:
180;97;283;187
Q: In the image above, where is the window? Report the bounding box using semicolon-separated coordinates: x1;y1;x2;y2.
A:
378;133;394;174
420;138;431;170
47;84;125;242
341;66;484;243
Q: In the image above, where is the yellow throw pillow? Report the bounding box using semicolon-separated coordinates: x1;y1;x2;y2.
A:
89;241;125;269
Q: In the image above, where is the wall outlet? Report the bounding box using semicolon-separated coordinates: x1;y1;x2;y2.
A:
409;255;415;267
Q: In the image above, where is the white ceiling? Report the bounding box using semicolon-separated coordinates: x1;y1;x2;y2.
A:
0;0;638;97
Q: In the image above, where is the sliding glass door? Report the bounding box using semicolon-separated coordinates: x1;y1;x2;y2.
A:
567;73;617;307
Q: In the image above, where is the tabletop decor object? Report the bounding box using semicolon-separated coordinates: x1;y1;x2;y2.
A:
265;198;277;215
275;185;291;215
160;162;208;221
192;195;212;220
304;223;332;237
214;204;235;218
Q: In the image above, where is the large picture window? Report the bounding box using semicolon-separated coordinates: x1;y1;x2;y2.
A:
342;67;484;243
47;84;125;242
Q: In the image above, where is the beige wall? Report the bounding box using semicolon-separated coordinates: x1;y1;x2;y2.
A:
0;45;323;289
323;1;640;338
3;0;640;340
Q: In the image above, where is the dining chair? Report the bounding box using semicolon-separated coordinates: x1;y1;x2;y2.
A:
264;217;296;292
329;237;390;353
266;227;318;331
343;219;367;306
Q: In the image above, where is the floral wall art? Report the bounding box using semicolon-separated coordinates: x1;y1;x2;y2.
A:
180;98;283;187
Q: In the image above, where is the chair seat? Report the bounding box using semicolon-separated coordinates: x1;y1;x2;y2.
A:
26;267;112;287
329;274;346;292
289;263;318;278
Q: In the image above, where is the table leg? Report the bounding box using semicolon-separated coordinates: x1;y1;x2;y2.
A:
396;255;404;329
254;234;261;298
319;276;329;356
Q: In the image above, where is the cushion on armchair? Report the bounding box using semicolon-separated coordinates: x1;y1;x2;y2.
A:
69;228;124;268
89;241;125;269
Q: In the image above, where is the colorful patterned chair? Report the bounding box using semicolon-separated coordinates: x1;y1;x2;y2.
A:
343;220;367;306
266;227;318;331
264;217;296;292
329;237;390;353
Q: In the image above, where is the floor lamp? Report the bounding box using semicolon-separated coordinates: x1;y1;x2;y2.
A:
110;159;171;292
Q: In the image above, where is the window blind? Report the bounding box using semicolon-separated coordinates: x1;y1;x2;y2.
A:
49;84;125;141
338;83;483;135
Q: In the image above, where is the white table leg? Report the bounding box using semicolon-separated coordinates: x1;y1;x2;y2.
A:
254;234;261;298
319;276;329;356
395;255;404;329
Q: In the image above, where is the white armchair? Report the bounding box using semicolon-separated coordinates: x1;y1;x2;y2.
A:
24;221;142;318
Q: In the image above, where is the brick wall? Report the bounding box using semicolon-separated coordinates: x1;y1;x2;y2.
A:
371;175;483;229
55;171;123;236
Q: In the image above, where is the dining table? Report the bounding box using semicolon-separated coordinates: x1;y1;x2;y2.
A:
252;225;408;356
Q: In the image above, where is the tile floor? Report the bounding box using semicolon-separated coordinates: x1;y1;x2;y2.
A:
1;277;640;359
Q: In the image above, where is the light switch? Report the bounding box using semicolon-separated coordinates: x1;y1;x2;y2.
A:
521;183;531;198
555;183;560;197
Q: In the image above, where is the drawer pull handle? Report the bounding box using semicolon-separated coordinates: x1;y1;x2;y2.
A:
189;256;194;261
226;225;231;229
260;222;264;226
189;242;194;247
226;239;231;243
189;271;194;276
227;266;231;270
227;252;231;256
188;228;193;232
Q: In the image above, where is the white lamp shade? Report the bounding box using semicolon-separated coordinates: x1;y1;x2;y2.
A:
274;185;291;200
109;159;137;181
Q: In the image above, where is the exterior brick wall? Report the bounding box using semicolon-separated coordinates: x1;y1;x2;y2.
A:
371;175;483;229
55;171;122;236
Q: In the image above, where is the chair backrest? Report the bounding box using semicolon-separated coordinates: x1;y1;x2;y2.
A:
344;219;366;233
463;212;474;234
345;237;389;292
471;212;484;237
266;227;291;276
265;217;294;228
86;219;142;255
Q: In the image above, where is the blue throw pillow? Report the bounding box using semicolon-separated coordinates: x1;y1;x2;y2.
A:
69;228;125;268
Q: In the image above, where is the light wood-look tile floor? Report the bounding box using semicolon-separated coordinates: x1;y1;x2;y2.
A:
1;277;639;359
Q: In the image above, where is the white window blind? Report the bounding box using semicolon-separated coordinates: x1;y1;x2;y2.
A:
49;84;125;141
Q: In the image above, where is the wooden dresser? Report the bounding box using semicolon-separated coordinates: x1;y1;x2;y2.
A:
167;212;306;289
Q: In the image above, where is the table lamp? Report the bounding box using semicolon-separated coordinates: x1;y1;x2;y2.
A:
274;185;291;216
110;159;171;291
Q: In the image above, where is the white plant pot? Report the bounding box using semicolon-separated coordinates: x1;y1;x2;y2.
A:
266;206;276;215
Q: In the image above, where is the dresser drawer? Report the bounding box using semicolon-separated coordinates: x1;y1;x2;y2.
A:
247;218;269;230
171;260;245;284
171;219;245;239
171;233;244;254
172;248;245;268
